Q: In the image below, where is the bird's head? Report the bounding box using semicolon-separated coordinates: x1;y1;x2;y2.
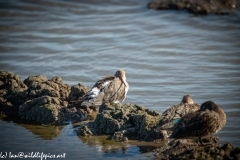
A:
200;101;219;112
115;69;127;87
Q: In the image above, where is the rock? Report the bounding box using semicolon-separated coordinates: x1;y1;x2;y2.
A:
20;75;91;124
112;130;128;142
66;106;89;123
148;0;239;15
66;83;99;123
0;71;91;124
23;75;48;87
24;75;70;101
154;136;240;160
51;76;71;100
76;125;93;136
68;83;90;102
18;96;66;124
222;142;234;156
75;102;161;141
0;71;28;116
18;75;75;124
231;147;240;160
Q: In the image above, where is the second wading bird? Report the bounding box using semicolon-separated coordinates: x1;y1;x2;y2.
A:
158;95;200;129
81;70;129;107
170;101;226;139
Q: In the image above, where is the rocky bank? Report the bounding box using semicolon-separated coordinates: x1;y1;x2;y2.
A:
75;102;162;141
1;71;239;159
0;71;91;124
148;0;239;15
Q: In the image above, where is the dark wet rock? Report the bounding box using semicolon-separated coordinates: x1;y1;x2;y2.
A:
50;76;71;100
18;96;66;124
76;125;93;136
24;75;70;101
154;136;240;160
75;102;161;141
0;71;90;124
23;76;94;124
75;101;239;159
18;75;74;124
0;71;28;116
112;130;128;141
68;83;90;102
231;147;240;160
22;74;91;124
66;105;89;123
148;0;239;15
23;75;48;87
67;83;100;123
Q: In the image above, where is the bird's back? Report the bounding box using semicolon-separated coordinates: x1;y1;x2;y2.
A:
81;75;128;107
81;76;115;107
103;77;129;103
159;103;200;128
171;109;223;138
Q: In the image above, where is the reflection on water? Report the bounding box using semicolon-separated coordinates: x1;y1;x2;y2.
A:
78;135;167;159
0;117;157;159
79;135;130;154
79;134;166;156
1;115;64;140
20;124;64;140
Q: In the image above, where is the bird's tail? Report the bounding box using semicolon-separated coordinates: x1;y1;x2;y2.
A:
81;91;105;107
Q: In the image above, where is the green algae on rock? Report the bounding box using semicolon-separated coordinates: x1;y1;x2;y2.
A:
0;71;28;116
18;96;66;124
68;83;90;102
75;102;162;141
24;75;71;101
0;71;90;124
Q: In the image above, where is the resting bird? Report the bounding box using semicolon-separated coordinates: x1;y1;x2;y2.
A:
171;101;226;138
81;70;129;107
158;95;200;130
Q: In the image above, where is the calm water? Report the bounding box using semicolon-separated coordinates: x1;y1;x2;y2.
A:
0;0;240;159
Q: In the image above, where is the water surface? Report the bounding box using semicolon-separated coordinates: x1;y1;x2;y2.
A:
0;0;240;159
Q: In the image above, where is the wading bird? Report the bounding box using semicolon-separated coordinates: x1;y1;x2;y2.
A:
81;70;129;107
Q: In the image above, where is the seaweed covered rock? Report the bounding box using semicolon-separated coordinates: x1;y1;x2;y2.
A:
18;96;66;124
24;75;70;101
0;71;90;124
17;75;73;124
75;103;161;141
0;71;28;115
148;0;239;15
68;83;90;102
154;136;240;160
24;75;48;87
21;74;91;124
78;125;93;136
66;105;89;123
67;83;93;123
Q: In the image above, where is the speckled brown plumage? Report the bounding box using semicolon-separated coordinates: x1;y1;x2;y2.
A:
171;101;226;138
81;70;129;107
158;95;200;128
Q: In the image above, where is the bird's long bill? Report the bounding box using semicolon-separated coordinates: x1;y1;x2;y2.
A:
120;77;127;87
